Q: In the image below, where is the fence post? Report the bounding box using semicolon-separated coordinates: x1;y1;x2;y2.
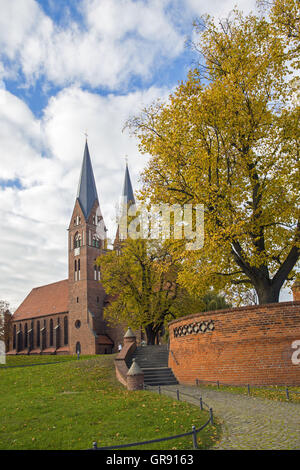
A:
209;408;214;425
93;442;97;450
286;387;290;400
247;384;250;396
192;425;198;449
200;397;203;410
177;389;180;401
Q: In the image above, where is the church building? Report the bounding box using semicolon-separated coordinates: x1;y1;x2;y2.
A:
8;141;137;355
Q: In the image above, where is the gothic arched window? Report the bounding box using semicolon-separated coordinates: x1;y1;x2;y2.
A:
78;259;81;280
36;321;40;347
13;325;16;349
42;320;46;350
74;259;77;281
56;318;61;350
74;233;81;248
92;235;100;248
64;316;68;345
24;323;28;349
19;324;23;351
30;321;34;350
50;319;54;346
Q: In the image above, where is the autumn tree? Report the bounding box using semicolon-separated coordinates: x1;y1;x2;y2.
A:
97;239;184;344
127;1;299;304
0;301;9;341
0;300;11;355
172;289;231;316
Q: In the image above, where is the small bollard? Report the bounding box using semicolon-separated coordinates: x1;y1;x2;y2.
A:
247;384;250;396
158;385;161;395
209;408;214;425
196;379;199;386
177;389;180;401
200;396;203;410
192;425;198;449
286;387;290;400
93;442;97;450
217;381;220;389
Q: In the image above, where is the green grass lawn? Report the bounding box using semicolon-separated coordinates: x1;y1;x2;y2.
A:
196;382;300;403
0;355;220;450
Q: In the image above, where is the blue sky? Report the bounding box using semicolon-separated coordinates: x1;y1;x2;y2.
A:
4;0;197;117
1;0;290;310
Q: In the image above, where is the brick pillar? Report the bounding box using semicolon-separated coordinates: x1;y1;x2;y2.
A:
126;359;144;391
123;327;136;346
292;281;300;301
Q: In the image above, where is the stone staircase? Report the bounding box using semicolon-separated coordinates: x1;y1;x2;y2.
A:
126;345;178;387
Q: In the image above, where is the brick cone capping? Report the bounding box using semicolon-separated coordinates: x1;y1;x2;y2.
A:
127;358;144;391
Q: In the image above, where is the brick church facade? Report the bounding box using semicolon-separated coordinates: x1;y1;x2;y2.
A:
8;142;137;355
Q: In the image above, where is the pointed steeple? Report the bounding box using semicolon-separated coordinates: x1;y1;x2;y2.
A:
77;141;99;220
113;161;135;250
122;162;135;205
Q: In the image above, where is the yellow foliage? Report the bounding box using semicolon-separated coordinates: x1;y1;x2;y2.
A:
126;4;300;304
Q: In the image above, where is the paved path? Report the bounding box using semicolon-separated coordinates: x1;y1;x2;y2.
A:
159;384;300;450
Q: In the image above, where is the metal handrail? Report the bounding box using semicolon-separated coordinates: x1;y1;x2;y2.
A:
195;379;300;400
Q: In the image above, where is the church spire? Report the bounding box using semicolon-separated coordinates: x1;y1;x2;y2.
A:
77;141;99;220
122;162;135;205
114;160;135;250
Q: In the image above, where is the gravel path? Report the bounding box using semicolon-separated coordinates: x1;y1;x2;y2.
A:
159;384;300;450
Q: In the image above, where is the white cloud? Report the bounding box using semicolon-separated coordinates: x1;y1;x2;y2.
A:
186;0;258;19
0;0;186;89
0;85;168;309
0;0;259;90
0;0;292;311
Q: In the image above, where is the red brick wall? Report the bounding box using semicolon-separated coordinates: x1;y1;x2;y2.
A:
292;283;300;301
169;301;300;386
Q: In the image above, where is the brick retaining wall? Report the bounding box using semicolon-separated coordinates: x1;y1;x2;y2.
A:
168;301;300;386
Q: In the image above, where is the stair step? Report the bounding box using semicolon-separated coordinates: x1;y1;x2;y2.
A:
126;345;178;386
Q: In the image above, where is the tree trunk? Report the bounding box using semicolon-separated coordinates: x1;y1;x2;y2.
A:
145;323;161;345
255;284;280;304
252;273;287;304
231;239;299;305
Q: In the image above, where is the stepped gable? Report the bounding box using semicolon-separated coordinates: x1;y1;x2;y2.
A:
13;280;69;321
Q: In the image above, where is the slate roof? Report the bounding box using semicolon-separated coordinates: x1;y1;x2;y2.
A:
13;280;69;321
77;141;99;220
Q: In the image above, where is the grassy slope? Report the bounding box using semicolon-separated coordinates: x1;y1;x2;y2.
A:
0;355;78;367
0;355;220;450
196;383;300;403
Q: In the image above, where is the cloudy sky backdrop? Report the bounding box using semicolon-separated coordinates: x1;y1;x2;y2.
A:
1;0;291;310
